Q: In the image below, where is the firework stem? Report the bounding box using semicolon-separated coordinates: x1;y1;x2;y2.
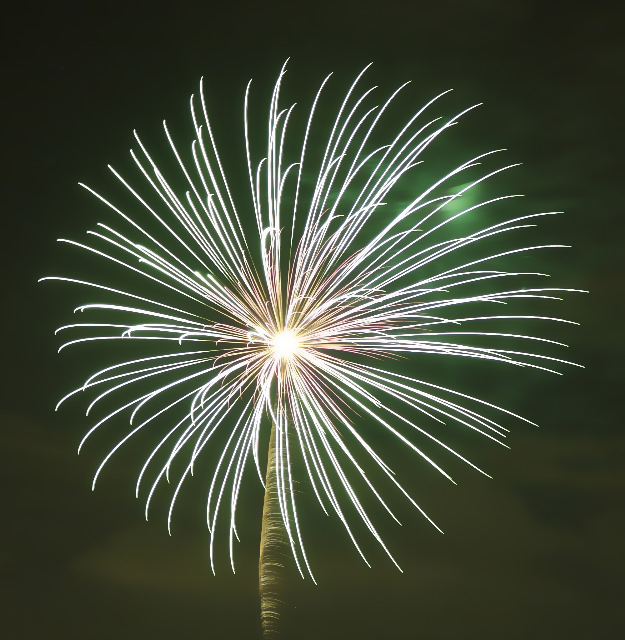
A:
259;422;286;637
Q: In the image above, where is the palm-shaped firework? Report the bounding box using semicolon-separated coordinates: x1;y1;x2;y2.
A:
44;62;580;635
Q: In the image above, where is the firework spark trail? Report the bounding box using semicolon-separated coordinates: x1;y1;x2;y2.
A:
42;61;582;583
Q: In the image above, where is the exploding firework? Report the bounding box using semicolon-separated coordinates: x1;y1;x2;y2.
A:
43;62;581;583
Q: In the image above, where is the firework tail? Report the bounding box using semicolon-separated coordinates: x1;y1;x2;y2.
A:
259;422;286;637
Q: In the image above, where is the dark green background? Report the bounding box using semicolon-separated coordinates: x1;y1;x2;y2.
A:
2;1;622;638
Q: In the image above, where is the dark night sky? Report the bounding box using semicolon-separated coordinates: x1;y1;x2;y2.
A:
2;1;623;639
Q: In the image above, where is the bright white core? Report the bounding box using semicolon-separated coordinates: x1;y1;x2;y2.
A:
271;330;300;359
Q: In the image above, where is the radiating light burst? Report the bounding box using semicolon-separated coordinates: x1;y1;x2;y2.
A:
43;61;582;583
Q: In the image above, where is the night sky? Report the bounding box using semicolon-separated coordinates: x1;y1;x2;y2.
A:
2;2;623;638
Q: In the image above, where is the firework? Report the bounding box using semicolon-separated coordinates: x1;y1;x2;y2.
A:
42;62;581;583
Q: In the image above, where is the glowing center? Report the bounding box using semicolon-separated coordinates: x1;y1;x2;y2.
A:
271;330;300;359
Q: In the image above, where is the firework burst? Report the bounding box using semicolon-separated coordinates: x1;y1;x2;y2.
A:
43;61;581;583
